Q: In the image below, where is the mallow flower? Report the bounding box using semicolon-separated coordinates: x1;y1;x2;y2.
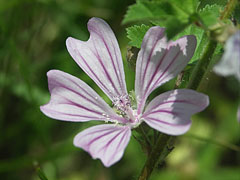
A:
40;17;209;167
214;30;240;81
213;30;240;122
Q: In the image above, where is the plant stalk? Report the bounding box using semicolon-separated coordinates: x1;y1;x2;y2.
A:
220;0;238;20
187;39;217;90
138;134;174;180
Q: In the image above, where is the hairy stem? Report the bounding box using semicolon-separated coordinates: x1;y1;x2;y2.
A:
187;39;217;90
220;0;238;20
138;134;174;180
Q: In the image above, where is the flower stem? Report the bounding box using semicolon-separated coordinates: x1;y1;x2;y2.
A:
138;134;174;180
187;39;217;90
220;0;238;20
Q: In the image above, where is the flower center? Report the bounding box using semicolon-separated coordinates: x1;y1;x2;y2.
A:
112;94;141;127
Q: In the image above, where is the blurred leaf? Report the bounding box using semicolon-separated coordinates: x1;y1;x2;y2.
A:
233;3;240;23
0;71;49;105
166;0;198;15
164;17;191;40
199;168;240;180
36;167;49;180
123;0;194;24
199;4;223;27
198;0;227;9
126;24;150;48
0;0;30;12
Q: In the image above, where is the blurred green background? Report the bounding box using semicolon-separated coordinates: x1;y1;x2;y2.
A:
0;0;239;179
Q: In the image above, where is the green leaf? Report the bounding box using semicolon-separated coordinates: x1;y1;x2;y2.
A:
168;0;199;15
198;0;227;10
199;4;223;27
36;167;49;180
152;0;199;14
123;0;192;24
126;24;150;48
165;17;191;40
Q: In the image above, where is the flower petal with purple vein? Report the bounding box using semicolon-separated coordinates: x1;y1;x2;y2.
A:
40;70;126;123
135;27;197;113
142;89;209;135
74;124;131;167
66;17;127;101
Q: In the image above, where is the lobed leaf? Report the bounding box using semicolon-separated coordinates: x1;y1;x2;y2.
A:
199;4;223;27
122;0;193;24
126;24;150;48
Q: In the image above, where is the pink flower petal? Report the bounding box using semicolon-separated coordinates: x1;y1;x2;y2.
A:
40;70;126;123
74;124;131;167
135;27;197;113
142;89;209;135
66;17;127;101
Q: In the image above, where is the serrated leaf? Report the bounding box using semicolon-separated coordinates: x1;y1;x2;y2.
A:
123;0;191;24
199;4;223;27
126;24;150;48
198;0;227;10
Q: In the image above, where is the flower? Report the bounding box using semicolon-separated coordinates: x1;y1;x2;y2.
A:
40;17;209;167
214;30;240;81
213;30;240;123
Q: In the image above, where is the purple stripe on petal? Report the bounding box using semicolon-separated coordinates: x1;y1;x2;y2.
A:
148;50;181;95
141;29;165;84
143;117;192;135
138;48;170;112
142;89;209;135
96;129;124;155
135;28;197;114
40;70;124;123
73;124;131;167
91;41;120;96
73;45;112;97
91;29;125;93
66;18;128;100
40;107;105;121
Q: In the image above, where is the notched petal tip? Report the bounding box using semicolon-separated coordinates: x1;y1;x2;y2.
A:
135;28;198;113
65;17;128;100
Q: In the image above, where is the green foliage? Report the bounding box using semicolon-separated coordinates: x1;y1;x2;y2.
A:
123;0;198;24
199;4;223;27
123;0;200;39
126;24;150;48
198;0;227;9
124;0;225;40
36;167;49;180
